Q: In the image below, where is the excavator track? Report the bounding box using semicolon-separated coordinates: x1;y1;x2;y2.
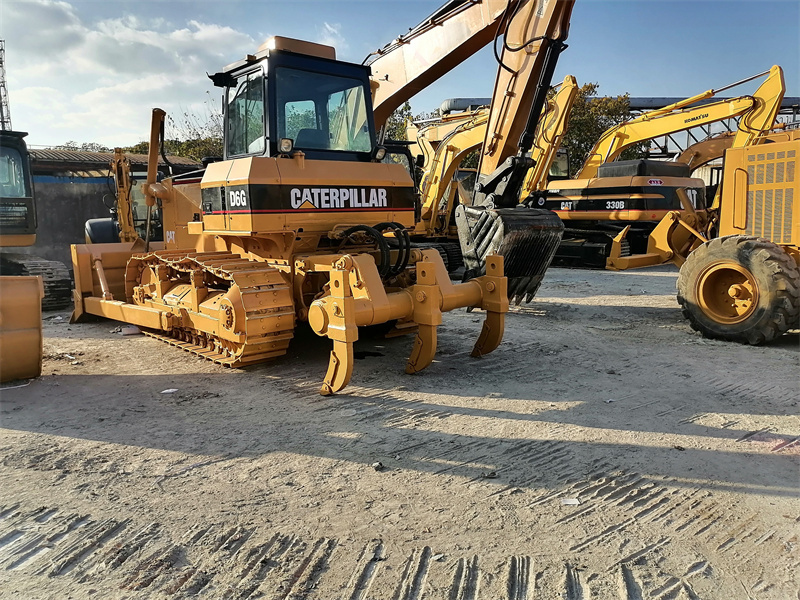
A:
127;251;295;367
0;253;72;311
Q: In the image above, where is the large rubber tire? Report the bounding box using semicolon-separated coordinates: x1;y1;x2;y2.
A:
676;235;800;344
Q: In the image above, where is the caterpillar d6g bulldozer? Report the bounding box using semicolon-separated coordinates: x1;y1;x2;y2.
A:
70;1;575;394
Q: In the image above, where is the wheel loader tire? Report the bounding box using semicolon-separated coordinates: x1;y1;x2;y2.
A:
676;235;800;344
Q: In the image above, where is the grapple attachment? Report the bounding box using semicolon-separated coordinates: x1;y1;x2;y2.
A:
455;205;564;304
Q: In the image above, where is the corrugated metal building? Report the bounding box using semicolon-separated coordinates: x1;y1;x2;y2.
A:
22;149;200;267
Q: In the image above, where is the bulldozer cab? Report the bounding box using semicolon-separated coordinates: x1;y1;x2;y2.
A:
217;38;377;162
201;38;416;237
0;131;36;247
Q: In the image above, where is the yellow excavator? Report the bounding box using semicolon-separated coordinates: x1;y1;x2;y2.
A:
540;66;786;267
0;133;73;310
412;75;578;247
0;131;43;382
69;0;576;394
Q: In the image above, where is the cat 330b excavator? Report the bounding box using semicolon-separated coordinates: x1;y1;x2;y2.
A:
70;0;575;394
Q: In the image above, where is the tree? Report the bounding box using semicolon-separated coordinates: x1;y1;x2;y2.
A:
561;83;647;176
119;95;224;162
384;101;413;140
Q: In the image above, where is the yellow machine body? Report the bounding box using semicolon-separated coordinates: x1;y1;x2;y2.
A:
0;130;44;382
673;137;800;344
717;140;799;249
0;276;43;382
71;34;512;395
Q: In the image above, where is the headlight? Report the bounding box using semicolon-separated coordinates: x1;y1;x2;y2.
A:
279;138;294;154
373;146;386;161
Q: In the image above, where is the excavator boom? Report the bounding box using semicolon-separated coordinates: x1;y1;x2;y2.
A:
368;0;519;129
577;65;785;180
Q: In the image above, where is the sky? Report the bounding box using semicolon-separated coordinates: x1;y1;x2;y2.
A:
0;0;797;148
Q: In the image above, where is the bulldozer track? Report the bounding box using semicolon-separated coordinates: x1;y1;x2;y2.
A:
129;251;295;367
0;253;72;310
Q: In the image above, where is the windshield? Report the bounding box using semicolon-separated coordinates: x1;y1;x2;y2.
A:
275;66;372;152
0;146;29;198
226;70;266;157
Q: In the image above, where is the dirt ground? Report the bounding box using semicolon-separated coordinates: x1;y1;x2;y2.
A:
0;265;798;600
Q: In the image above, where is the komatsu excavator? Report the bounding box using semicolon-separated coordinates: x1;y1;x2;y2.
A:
69;0;575;394
541;66;786;268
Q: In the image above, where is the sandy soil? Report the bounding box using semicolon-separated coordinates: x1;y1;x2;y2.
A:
0;265;798;599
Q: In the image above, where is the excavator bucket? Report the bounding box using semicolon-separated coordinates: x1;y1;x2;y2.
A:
456;205;564;304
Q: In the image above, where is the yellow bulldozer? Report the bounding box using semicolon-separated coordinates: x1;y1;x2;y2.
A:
69;0;576;394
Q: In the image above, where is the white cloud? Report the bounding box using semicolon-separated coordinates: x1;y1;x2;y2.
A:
315;22;348;54
0;1;255;146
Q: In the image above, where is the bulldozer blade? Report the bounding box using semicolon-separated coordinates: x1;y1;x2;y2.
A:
456;205;564;304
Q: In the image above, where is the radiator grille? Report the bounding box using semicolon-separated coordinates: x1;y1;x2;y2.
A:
0;202;34;233
743;147;796;244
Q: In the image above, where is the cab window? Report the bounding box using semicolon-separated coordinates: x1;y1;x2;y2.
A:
226;70;266;157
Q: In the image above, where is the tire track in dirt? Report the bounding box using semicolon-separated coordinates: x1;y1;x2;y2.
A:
0;500;795;598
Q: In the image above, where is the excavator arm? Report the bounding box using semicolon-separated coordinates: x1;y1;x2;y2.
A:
367;0;519;129
413;73;578;237
577;65;785;180
520;74;579;195
455;0;576;304
110;150;138;244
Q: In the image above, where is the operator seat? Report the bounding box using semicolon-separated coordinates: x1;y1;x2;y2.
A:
295;128;328;149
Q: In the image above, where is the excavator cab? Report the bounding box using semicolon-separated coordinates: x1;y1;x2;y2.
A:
0;131;43;382
0;131;36;247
